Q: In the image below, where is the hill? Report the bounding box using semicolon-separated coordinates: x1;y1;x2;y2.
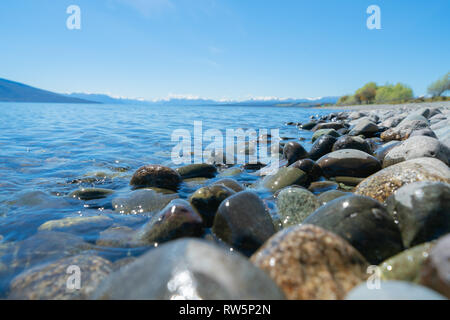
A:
0;78;98;104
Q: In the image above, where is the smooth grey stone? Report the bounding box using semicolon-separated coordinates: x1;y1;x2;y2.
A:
385;181;450;248
112;189;178;215
303;195;403;264
383;136;449;167
176;164;217;179
349;119;379;137
91;238;285;300
212;191;276;256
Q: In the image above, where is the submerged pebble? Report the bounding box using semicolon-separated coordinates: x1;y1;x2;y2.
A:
130;165;182;191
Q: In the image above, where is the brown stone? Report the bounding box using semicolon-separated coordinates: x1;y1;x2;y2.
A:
251;224;369;300
355;158;450;202
130;165;181;191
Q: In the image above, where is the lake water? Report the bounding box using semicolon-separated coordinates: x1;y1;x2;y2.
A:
0;102;340;295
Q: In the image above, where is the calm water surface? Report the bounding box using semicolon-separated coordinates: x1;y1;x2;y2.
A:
0;102;341;294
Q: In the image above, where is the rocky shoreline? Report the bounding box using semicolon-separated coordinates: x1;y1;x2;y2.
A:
2;103;450;300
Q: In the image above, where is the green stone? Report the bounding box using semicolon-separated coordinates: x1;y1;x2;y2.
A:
262;167;308;192
276;187;319;227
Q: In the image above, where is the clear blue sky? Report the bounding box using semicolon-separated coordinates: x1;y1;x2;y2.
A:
0;0;449;100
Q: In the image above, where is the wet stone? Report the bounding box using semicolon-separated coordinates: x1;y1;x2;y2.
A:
385;181;450;248
308;181;339;194
300;121;317;130
289;159;322;184
176;164;217;179
183;177;209;187
332;136;372;154
283;141;308;165
112;189;178;215
303;195;404;264
217;166;243;177
317;190;349;206
374;141;402;163
334;176;364;187
312;122;346;132
251;224;369;300
355;157;450;202
130;165;182;191
261;167;308;192
276;187;319;228
189;185;236;227
308;135;338;161
135;199;204;245
0;232;93;295
380;242;434;283
419;234;450;298
317;149;381;179
92;238;285;300
96;226;140;248
8;254;113;300
38;215;113;234
210;178;244;192
242;162;266;171
212;191;276;256
68;188;115;201
311;129;340;143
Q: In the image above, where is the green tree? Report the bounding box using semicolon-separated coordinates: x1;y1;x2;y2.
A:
375;83;413;103
355;82;378;104
427;72;450;97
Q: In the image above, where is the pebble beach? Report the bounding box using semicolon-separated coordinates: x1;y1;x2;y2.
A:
1;101;449;300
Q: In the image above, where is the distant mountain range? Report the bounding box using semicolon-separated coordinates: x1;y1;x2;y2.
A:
0;77;339;106
65;92;339;107
0;78;98;104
